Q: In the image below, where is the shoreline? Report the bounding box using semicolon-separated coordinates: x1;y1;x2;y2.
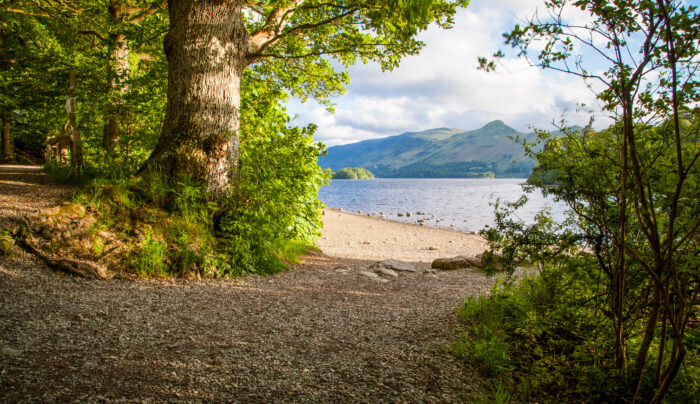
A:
318;208;488;263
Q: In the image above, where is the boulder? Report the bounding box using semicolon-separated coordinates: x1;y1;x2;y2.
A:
431;257;469;270
369;259;416;273
431;255;483;270
464;256;482;268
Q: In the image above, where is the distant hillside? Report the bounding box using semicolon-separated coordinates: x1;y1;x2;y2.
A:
320;120;536;178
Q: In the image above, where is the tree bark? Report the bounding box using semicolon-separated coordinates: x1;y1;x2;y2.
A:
103;0;130;152
2;117;10;159
139;0;246;196
69;70;83;173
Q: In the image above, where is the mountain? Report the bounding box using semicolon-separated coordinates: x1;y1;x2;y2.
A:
320;120;536;178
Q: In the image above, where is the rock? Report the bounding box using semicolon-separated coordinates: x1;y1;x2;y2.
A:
367;213;371;217
425;274;439;280
375;268;398;278
465;256;483;268
361;241;370;245
339;208;343;212
1;347;21;357
334;266;349;274
397;212;404;217
79;237;92;251
406;212;412;217
432;255;483;270
322;210;326;216
419;222;425;226
423;269;436;274
97;230;113;239
370;259;416;273
358;210;363;214
428;246;438;251
431;257;469;270
359;270;379;279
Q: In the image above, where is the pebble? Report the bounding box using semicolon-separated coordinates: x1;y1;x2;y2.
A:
359;270;379;279
1;347;21;357
375;268;399;278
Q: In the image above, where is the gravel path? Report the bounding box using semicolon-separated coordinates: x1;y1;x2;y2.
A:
0;165;492;402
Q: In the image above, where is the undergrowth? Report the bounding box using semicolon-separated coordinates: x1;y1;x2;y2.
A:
46;172;319;278
453;268;700;403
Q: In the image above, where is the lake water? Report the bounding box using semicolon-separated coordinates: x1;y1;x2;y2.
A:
318;178;567;233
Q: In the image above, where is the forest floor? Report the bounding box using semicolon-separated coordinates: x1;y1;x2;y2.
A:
0;165;493;403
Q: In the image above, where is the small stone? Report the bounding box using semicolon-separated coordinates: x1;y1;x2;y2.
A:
1;347;21;357
97;230;112;239
357;210;363;214
322;210;326;216
406;212;412;217
375;268;398;278
428;246;438;251
370;259;416;273
339;208;343;212
397;212;404;217
359;270;379;279
425;274;439;280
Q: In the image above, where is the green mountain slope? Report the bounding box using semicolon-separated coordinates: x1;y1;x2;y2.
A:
320;120;536;178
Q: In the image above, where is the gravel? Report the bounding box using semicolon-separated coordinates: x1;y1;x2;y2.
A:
0;165;493;402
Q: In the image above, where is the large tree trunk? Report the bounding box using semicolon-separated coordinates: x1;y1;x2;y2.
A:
139;0;246;196
103;0;130;152
2;117;10;159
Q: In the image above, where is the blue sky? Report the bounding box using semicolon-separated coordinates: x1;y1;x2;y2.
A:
287;0;699;147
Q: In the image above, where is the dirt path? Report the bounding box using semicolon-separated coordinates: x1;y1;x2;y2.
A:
0;165;492;402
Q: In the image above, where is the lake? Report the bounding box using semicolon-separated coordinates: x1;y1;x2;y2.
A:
318;178;567;233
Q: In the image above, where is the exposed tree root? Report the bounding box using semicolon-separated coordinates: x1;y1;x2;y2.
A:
17;217;109;280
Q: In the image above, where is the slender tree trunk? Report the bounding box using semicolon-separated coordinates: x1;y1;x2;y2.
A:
103;0;130;152
139;0;246;196
2;117;10;159
69;70;83;173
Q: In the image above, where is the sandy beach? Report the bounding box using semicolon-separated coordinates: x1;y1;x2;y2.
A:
318;209;488;262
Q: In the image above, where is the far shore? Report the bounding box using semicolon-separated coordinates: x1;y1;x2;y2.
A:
318;208;488;263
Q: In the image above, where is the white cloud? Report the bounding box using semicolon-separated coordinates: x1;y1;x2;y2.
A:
288;1;614;146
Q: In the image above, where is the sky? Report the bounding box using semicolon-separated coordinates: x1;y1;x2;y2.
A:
286;0;698;147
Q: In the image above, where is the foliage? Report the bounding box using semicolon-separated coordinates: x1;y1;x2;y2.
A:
217;76;330;275
468;0;700;402
332;167;374;179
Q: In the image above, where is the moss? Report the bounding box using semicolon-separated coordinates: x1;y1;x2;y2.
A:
0;230;13;258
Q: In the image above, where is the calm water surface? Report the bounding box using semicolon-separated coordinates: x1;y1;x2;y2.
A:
318;178;567;233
